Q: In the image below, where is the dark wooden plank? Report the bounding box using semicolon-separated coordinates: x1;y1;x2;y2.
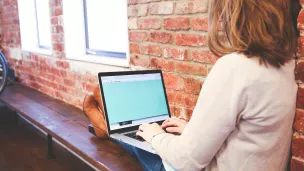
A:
0;108;94;171
8;84;85;121
0;83;142;171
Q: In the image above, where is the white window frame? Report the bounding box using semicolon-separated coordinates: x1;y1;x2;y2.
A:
18;0;52;55
63;0;130;67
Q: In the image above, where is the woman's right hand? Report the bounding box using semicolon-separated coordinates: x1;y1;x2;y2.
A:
161;117;188;135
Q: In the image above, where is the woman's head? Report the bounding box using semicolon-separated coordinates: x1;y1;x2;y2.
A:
207;0;301;68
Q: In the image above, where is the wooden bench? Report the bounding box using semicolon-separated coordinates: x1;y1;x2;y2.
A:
0;83;142;171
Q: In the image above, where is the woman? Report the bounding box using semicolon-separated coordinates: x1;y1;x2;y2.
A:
84;0;301;170
122;0;301;170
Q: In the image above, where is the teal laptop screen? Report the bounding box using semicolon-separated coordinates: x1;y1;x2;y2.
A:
100;73;169;130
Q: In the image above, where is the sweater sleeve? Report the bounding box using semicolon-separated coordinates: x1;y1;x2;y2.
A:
151;55;247;171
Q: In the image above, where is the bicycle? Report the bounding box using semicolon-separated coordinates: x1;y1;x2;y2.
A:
0;51;8;96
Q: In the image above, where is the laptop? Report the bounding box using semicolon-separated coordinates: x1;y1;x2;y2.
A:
98;70;171;153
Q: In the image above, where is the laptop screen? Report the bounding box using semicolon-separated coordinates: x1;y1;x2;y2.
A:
100;73;170;131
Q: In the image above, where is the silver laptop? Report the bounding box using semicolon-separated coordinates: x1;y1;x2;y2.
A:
98;70;171;153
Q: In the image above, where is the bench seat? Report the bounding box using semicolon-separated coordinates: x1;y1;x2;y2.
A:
0;83;142;171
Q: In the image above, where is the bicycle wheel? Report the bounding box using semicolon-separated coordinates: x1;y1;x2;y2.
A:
0;52;8;96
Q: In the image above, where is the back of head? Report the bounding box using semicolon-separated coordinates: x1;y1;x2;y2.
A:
207;0;301;68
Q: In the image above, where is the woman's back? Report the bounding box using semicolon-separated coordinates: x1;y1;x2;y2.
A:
205;53;297;171
152;53;297;171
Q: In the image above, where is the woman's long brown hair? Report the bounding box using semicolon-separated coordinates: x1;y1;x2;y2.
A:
208;0;301;68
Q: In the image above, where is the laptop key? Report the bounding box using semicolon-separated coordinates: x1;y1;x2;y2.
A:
124;132;145;142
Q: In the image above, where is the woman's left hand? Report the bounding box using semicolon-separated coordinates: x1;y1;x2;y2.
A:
136;123;165;143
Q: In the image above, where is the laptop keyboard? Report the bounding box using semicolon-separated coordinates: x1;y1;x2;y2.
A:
124;132;145;142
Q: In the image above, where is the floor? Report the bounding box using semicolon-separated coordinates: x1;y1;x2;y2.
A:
0;103;94;171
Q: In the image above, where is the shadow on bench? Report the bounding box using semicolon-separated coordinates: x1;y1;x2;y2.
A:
0;83;142;171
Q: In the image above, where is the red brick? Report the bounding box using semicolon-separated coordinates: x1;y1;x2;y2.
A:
150;32;174;44
176;33;206;47
130;43;140;54
166;90;176;102
51;0;62;6
128;4;148;17
184;77;203;95
184;107;194;120
53;7;63;16
163;73;184;91
129;31;149;42
292;132;304;158
150;57;175;72
164;17;190;31
64;78;75;87
169;104;182;117
52;34;64;43
192;17;208;31
56;61;70;69
298;10;304;31
52;26;64;33
297;87;304;109
53;43;64;51
140;44;162;56
192;50;217;64
175;62;207;76
176;0;208;14
38;77;57;89
149;2;174;15
291;157;304;171
28;81;41;90
138;18;161;30
40;71;55;81
49;67;61;76
128;0;137;5
40;86;55;97
130;55;150;67
66;87;78;97
85;83;96;92
170;91;186;106
294;109;304;133
298;37;304;57
163;47;189;60
185;95;198;108
297;59;304;83
51;17;58;25
167;91;197;108
58;84;68;92
29;53;39;61
87;75;98;84
54;91;72;102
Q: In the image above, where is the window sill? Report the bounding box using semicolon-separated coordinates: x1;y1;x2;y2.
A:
23;48;52;56
67;54;130;68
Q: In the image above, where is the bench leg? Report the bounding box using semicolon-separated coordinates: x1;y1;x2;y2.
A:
47;134;56;159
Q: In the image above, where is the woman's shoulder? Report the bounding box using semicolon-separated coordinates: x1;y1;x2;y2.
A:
216;52;295;86
216;53;259;67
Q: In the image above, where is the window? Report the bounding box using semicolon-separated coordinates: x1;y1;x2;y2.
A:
18;0;52;55
63;0;130;67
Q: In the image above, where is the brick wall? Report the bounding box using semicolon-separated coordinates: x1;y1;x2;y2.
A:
0;0;213;120
292;1;304;170
1;0;304;170
128;0;215;120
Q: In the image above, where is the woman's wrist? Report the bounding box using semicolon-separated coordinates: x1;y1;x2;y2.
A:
151;132;166;148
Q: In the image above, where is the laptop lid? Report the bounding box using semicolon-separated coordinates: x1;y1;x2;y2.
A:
98;70;171;135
